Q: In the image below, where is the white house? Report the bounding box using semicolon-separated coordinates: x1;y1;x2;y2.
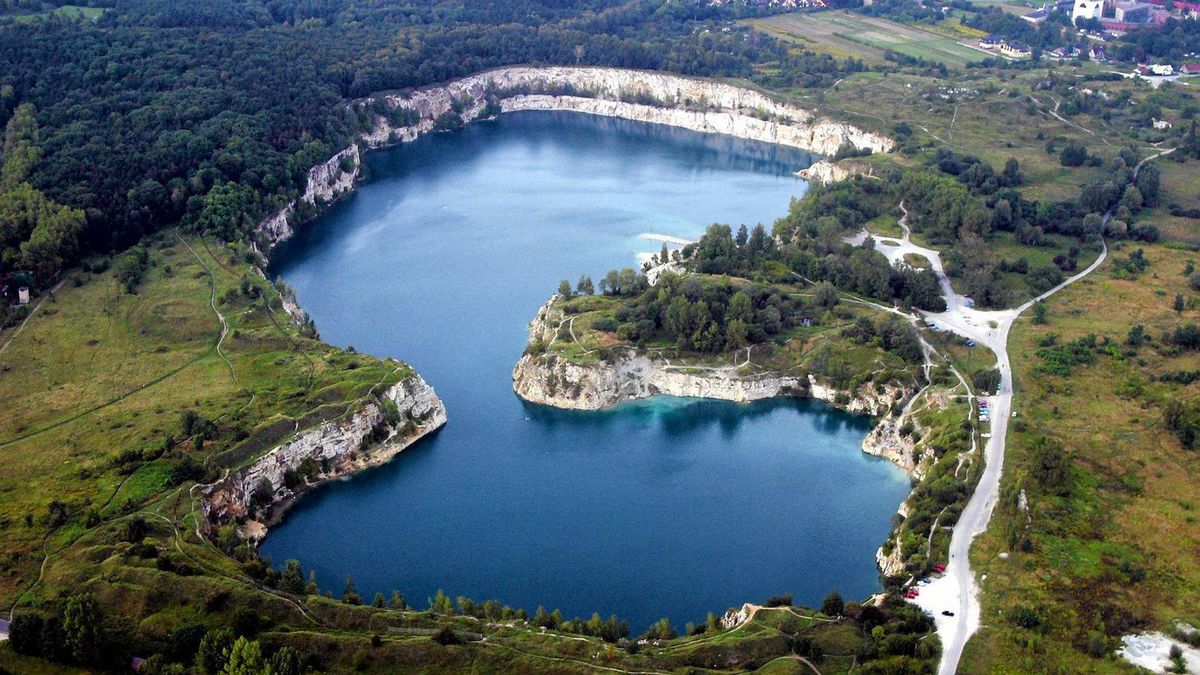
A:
1073;0;1104;20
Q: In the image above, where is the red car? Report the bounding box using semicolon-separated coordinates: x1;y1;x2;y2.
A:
932;563;947;573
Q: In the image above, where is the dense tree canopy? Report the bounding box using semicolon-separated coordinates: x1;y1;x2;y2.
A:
0;0;809;266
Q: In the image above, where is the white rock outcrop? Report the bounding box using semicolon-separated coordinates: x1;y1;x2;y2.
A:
876;543;907;579
796;158;873;185
862;414;922;477
256;66;892;250
512;350;901;415
512;296;905;415
204;372;446;538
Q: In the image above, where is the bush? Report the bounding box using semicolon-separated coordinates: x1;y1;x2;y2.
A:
821;591;844;616
433;627;461;645
765;593;793;607
591;316;619;333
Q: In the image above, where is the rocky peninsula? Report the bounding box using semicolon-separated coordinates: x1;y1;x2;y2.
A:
512;296;907;416
204;371;447;540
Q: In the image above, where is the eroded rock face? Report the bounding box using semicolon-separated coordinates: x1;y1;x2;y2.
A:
862;415;921;477
796;158;873;185
876;542;907;579
513;295;906;415
512;350;901;414
255;66;892;251
204;372;446;539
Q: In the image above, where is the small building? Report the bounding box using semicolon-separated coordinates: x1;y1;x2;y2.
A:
1073;0;1104;20
1153;118;1173;129
1000;41;1033;58
979;34;1003;48
17;287;30;305
1182;63;1200;74
1114;0;1154;21
1174;0;1200;17
1022;7;1051;22
1090;45;1109;62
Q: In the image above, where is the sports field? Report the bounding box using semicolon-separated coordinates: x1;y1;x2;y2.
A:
747;11;989;67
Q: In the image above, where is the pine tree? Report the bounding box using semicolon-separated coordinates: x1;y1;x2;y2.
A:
63;593;103;666
223;636;266;675
342;576;362;605
280;560;305;595
389;590;407;610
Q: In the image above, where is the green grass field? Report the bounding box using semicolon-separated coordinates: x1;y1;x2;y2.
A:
0;232;404;606
962;242;1200;672
747;11;988;67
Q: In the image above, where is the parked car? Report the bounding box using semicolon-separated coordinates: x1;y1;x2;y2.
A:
942;610;955;617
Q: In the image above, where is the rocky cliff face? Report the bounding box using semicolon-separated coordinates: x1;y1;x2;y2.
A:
512;350;901;414
513;296;905;415
501;94;889;156
204;372;446;540
256;66;892;250
796;158;874;185
876;542;907;579
862;414;922;478
256;145;361;248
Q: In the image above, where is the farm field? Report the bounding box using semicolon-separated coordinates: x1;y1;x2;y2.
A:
963;0;1038;15
746;11;989;67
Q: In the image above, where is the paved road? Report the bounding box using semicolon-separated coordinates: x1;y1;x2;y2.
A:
857;202;1114;674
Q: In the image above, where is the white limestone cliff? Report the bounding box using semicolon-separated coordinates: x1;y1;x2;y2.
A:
513;295;906;416
876;542;907;579
511;350;902;415
204;372;446;540
255;66;892;251
796;158;874;185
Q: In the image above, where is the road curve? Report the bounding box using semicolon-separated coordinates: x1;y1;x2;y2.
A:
918;147;1171;674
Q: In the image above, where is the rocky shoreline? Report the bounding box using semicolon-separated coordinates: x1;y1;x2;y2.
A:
512;295;920;461
203;372;447;541
253;66;892;253
239;65;905;575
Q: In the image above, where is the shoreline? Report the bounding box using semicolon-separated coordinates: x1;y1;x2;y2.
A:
253;65;892;257
203;372;448;543
244;65;906;590
512;295;922;479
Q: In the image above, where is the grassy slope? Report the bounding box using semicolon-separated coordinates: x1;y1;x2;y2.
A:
0;232;405;608
550;276;922;392
961;241;1200;672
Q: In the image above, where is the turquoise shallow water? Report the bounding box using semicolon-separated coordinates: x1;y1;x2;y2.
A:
263;111;910;630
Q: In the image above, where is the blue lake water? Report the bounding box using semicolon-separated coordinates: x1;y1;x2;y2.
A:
264;111;910;630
